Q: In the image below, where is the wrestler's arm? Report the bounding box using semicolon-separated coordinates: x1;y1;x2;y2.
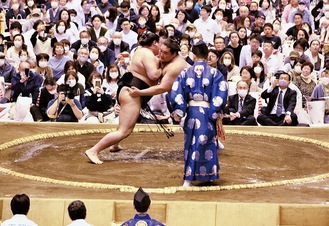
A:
130;61;187;96
143;51;161;81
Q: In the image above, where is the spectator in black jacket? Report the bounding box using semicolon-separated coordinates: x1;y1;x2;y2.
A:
108;32;130;58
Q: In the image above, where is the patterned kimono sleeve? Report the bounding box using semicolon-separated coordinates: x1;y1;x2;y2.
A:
170;69;188;118
209;68;228;121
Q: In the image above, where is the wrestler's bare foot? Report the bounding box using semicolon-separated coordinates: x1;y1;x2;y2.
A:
85;150;103;164
109;145;123;152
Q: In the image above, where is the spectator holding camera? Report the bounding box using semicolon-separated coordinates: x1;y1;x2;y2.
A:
47;83;83;122
84;71;114;123
64;71;86;108
10;61;43;104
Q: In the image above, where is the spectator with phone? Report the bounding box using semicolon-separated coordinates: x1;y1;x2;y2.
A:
84;71;114;123
10;61;43;104
47;82;83;122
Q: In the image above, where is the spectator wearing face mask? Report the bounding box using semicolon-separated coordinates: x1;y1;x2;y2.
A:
223;80;258;125
30;76;57;121
97;36;116;66
108;32;130;58
22;8;44;33
70;31;97;53
88;46;105;75
45;0;63;26
102;64;120;102
35;53;53;80
5;0;26;30
288;0;315;32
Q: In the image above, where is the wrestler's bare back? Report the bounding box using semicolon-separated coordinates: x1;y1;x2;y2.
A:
127;46;160;87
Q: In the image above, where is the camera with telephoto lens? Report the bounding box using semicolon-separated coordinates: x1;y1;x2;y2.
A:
65;85;75;99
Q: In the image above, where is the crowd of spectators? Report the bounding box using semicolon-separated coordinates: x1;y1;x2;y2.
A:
0;0;328;125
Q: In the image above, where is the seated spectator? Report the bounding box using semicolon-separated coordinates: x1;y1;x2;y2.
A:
97;36;116;68
239;34;261;68
226;31;242;66
88;14;111;42
119;18;138;50
70;31;97;53
30;20;52;57
251;61;269;90
121;188;165;226
6;34;35;70
283;51;300;73
67;200;93;226
311;69;329;123
35;53;53;79
0;52;16;86
5;0;26;30
293;62;317;108
178;43;193;66
240;66;260;92
257;71;299;126
102;64;120;102
207;49;227;80
1;194;38;226
10;62;43;104
75;47;95;87
261;41;279;76
288;57;305;82
47;83;83;122
48;42;71;81
63;71;85;108
304;40;325;77
57;61;86;89
52;19;75;44
61;39;74;60
109;31;130;58
116;51;131;75
261;23;282;50
88;46;105;75
30;76;57;121
84;72;114;123
219;51;240;82
223;80;258;125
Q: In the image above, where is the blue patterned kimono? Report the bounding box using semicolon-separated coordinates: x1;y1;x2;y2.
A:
170;61;228;181
121;214;165;226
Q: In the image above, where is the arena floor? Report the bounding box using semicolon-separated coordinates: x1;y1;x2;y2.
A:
0;122;328;205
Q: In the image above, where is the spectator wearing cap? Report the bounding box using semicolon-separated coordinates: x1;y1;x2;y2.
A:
186;23;197;46
121;188;165;226
193;5;220;46
288;0;315;31
22;8;44;33
252;11;266;32
283;51;300;72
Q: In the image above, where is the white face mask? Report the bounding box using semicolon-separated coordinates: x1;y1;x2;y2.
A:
27;0;34;7
294;65;302;73
124;57;130;64
110;72;119;79
321;77;329;85
301;73;310;79
98;45;107;52
298;4;306;11
78;56;88;63
67;79;76;87
20;56;28;62
253;66;262;74
14;40;22;48
223;59;231;66
11;4;19;11
89;53;98;61
0;59;5;67
168;31;175;37
39;61;48;68
139;20;146;26
273;24;280;32
262;2;269;8
71;16;76;22
188;31;195;38
113;38;121;46
12;30;20;37
81;38;89;45
57;26;65;33
237;89;248;98
215;15;223;21
51;1;59;8
48;89;57;95
194;38;200;44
